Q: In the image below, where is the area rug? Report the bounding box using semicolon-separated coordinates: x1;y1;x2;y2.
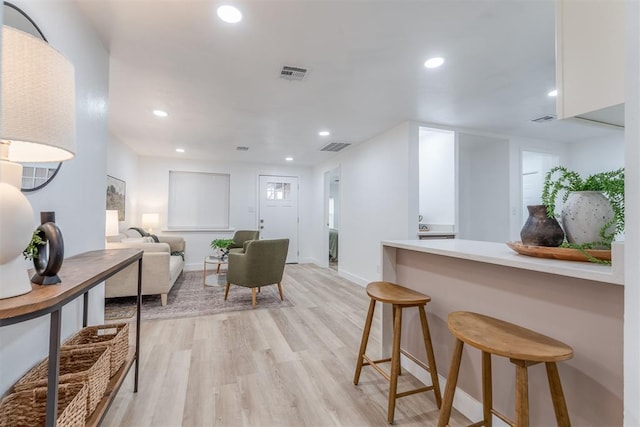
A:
105;270;293;322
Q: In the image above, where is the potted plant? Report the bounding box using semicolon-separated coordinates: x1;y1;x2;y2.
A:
210;238;235;260
541;166;624;248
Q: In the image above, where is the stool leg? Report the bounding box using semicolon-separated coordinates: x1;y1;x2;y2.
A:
545;362;571;427
418;305;442;408
437;339;464;427
388;305;403;423
393;306;401;377
354;299;376;385
482;351;492;427
514;360;530;427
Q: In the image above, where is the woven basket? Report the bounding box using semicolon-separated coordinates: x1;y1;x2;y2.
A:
62;323;129;377
14;346;110;417
0;383;87;427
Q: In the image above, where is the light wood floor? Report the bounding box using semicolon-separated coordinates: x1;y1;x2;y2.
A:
103;263;469;426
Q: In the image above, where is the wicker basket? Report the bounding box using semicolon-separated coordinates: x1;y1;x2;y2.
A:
14;346;110;417
62;323;129;377
0;383;87;427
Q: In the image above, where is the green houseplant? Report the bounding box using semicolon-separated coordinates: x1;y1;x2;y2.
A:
541;166;624;247
210;238;235;259
22;230;46;260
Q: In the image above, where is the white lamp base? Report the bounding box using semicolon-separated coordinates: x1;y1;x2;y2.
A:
0;163;35;299
0;257;32;298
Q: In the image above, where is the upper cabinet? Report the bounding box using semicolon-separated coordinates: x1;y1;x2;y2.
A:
555;0;625;126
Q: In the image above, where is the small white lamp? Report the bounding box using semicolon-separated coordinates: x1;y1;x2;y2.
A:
141;213;160;234
105;210;120;240
0;26;75;298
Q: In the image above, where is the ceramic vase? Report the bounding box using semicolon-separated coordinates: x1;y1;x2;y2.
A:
561;191;614;246
31;211;64;285
520;205;565;247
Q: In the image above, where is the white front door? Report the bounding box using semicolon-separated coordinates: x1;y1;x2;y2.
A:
258;175;299;263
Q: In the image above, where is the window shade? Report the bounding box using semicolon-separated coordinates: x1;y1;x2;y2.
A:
168;171;230;229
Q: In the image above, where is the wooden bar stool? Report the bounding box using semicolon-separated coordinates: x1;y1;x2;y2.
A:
437;311;574;427
354;281;442;424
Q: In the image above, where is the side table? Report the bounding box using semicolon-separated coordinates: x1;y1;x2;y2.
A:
203;256;228;286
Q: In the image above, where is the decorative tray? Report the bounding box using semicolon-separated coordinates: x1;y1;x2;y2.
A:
505;241;611;262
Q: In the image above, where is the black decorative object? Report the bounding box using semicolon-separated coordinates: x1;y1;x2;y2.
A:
31;211;64;285
520;205;565;247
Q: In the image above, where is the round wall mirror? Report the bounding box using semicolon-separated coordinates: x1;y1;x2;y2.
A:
4;1;63;192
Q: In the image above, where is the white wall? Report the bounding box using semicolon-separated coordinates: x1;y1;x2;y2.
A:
567;131;625;176
0;0;109;393
312;122;414;285
129;156;313;270
625;3;640;424
419;128;456;226
107;134;139;231
457;133;510;242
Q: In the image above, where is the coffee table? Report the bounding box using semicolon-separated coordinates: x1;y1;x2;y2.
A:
203;255;228;286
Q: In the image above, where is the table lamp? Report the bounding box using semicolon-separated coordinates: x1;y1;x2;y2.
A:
141;213;160;234
105;210;120;241
0;26;75;298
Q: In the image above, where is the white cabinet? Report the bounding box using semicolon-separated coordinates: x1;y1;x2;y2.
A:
555;0;624;125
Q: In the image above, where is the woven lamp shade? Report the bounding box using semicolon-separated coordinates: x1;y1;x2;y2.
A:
1;25;76;162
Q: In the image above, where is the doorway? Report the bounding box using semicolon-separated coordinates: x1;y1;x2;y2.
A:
521;151;560;226
326;167;341;271
258;175;299;263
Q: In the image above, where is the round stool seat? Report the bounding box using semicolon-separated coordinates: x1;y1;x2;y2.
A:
366;281;431;306
448;311;574;363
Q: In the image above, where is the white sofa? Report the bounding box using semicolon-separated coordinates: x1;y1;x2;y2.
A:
106;229;185;305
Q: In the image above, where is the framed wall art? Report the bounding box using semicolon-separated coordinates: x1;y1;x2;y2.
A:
106;175;126;221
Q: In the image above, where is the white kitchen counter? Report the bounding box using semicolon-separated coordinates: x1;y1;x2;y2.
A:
383;238;623;285
379;238;623;425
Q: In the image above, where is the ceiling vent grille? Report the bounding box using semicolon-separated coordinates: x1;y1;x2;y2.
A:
531;114;556;123
236;146;249;151
320;142;351;152
279;65;308;81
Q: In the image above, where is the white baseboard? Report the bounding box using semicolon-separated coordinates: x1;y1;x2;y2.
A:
184;263;202;272
400;353;510;427
338;270;368;287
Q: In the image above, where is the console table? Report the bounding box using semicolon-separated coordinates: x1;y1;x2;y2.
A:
0;248;143;427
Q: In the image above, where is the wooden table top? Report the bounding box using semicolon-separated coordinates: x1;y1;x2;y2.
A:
0;249;142;325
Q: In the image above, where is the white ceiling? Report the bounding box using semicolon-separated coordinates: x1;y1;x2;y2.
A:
75;0;620;166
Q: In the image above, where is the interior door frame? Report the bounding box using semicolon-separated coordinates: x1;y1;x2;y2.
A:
324;166;341;269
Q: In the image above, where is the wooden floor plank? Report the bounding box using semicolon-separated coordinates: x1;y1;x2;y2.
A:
102;263;470;426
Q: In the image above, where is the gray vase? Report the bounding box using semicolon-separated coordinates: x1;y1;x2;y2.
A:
561;191;614;246
520;205;564;247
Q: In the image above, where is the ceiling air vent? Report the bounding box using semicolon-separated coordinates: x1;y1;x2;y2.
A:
236;146;249;151
279;65;308;81
320;142;351;152
531;114;557;123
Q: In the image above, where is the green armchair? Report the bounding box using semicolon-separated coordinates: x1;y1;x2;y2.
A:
224;238;289;307
228;230;260;254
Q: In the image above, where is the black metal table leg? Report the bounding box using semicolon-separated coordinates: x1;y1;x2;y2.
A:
83;292;89;327
45;309;61;427
134;257;142;392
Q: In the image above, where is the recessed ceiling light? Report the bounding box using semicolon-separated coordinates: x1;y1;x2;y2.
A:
176;148;185;153
285;157;293;161
217;5;242;23
424;57;445;69
548;89;558;97
153;109;168;117
318;130;330;137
